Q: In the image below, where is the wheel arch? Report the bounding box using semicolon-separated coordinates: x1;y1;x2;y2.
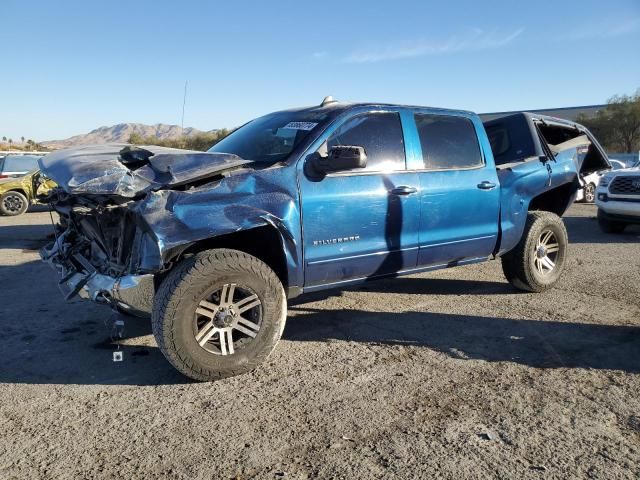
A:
3;188;29;199
527;181;577;217
161;221;301;297
497;179;577;256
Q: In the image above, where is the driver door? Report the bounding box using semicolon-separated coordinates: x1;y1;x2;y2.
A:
299;110;420;289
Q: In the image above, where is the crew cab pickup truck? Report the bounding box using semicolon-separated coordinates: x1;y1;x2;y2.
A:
38;98;610;381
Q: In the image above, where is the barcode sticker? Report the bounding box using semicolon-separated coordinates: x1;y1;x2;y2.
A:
282;122;318;131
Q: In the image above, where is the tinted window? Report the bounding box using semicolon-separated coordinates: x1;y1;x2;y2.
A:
415;114;482;169
326;112;405;171
486;124;511;157
1;155;41;172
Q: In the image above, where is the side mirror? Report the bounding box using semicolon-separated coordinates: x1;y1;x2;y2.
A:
310;146;367;175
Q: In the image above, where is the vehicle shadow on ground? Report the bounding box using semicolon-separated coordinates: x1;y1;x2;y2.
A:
563;215;640;244
284;305;640;373
289;277;515;306
1;261;638;385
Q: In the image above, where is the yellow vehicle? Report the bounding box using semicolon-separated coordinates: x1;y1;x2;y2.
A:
0;170;56;216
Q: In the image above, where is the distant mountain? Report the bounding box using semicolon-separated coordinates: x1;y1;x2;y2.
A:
42;123;213;149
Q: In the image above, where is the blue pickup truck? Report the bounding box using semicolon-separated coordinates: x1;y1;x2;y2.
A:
39;98;610;380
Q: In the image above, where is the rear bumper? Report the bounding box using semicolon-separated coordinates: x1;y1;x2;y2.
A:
39;238;154;317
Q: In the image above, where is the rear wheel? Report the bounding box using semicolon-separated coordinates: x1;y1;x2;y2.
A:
597;209;626;234
583;183;596;203
501;211;568;292
152;248;287;381
0;191;29;216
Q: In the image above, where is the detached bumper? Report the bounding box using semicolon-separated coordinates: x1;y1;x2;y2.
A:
40;241;154;317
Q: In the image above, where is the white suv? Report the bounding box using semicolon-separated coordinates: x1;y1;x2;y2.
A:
595;161;640;233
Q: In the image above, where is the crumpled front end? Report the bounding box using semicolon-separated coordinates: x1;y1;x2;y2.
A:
38;144;303;314
37;144;267;315
39;194;160;316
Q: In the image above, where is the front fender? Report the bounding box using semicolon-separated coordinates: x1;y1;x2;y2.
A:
132;171;303;288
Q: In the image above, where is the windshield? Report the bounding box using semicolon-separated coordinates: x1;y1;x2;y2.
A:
208;110;331;163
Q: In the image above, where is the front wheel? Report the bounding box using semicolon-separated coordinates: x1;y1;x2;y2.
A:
0;191;29;216
152;248;287;381
501;211;568;293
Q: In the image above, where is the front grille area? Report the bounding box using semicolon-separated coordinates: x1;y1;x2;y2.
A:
609;176;640;195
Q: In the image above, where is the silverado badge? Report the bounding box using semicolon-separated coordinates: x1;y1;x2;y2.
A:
313;235;360;246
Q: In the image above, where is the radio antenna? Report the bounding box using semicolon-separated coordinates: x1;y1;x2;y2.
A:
181;80;188;135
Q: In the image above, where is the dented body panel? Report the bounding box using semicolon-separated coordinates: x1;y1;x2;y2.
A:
132;166;303;288
39;144;251;197
39;103;609;316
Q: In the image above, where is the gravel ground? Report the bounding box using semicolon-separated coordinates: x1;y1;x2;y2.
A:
0;204;639;479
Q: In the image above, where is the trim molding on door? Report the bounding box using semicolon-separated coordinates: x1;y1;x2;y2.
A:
306;246;420;266
419;235;495;249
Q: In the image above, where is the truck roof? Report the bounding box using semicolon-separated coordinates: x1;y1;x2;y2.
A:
277;100;476;118
277;98;586;130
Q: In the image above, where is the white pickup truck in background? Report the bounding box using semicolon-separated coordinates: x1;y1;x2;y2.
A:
596;160;640;233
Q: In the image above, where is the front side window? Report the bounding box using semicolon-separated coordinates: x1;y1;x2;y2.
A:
415;114;483;169
324;112;406;172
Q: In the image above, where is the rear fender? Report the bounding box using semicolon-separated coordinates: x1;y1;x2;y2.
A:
496;150;579;256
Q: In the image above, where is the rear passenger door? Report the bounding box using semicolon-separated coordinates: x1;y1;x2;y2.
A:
411;113;500;267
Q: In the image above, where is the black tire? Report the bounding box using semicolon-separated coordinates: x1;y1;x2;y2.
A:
597;209;626;234
152;248;287;381
501;211;568;293
583;183;596;203
0;191;29;216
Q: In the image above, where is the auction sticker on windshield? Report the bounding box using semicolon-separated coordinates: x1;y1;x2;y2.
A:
282;122;318;131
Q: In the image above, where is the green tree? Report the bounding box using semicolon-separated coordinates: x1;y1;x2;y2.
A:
128;133;144;144
128;129;230;151
578;89;640;153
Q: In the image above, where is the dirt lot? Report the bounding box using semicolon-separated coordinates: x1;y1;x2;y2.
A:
0;204;638;479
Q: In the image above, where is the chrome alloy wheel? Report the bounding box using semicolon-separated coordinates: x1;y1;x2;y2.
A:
533;229;560;275
584;183;595;203
193;283;262;355
2;193;25;214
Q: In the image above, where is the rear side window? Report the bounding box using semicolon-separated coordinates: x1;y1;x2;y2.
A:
486;124;511;157
326;112;406;171
414;114;482;169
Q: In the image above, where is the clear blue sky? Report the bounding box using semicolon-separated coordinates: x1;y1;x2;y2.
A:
1;0;639;141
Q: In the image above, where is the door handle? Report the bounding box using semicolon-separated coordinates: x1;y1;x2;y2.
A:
477;181;497;190
390;186;418;195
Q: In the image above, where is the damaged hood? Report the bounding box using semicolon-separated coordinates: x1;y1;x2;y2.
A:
39;144;253;197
